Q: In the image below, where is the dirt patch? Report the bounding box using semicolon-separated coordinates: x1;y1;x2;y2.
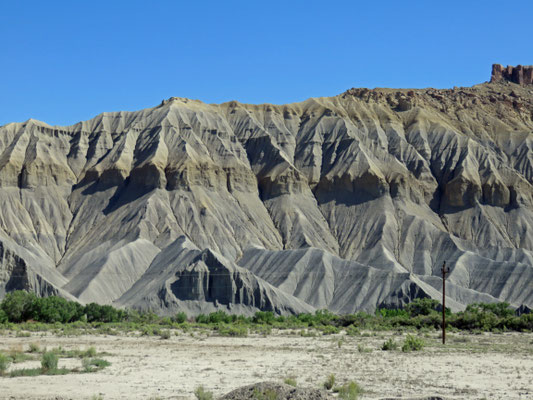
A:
0;330;531;399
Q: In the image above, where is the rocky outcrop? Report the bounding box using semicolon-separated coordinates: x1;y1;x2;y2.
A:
219;382;334;400
491;64;533;85
0;66;532;314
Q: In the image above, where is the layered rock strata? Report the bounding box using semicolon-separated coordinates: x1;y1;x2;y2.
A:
1;68;532;314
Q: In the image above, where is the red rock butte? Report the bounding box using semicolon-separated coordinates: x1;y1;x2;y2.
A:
491;64;533;85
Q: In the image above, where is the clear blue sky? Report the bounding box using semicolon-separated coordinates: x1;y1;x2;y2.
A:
1;0;532;126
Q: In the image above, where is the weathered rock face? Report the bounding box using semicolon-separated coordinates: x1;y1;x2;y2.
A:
491;64;533;85
1;67;533;314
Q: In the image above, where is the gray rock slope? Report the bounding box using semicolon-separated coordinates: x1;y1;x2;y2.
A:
1;72;533;314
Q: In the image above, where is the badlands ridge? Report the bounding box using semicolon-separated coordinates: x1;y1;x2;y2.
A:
0;65;532;315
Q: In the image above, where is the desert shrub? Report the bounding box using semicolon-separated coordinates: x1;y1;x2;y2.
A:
323;374;335;390
375;308;409;319
82;358;92;372
345;325;360;336
296;313;315;325
284;377;297;386
217;324;247;337
335;314;358;327
381;338;398;351
401;335;424;352
195;314;209;324
83;347;97;358
314;309;337;326
466;302;514;318
320;325;339;335
252;324;272;336
357;344;371;353
350;312;375;329
41;351;58;371
160;330;171;339
299;329;316;337
174;312;187;324
140;325;155;336
337;381;362;400
28;343;40;353
0;352;11;375
194;385;213;400
83;358;111;372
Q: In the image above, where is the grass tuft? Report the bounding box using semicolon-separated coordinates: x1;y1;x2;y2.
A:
194;385;213;400
0;352;11;375
284;377;297;386
323;373;335;390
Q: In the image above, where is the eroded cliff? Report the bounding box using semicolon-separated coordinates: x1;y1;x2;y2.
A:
1;66;532;314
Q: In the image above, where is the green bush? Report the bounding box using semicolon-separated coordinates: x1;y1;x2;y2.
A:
405;298;440;317
32;296;82;323
41;351;59;371
83;347;97;358
0;352;11;375
28;343;40;353
174;312;188;324
314;309;337;325
401;335;424;352
337;381;362;400
345;325;360;336
253;311;276;325
84;303;125;323
376;308;409;318
0;309;8;324
465;302;514;318
381;338;398;351
217;324;248;337
194;385;213;400
207;310;232;324
1;291;37;322
320;325;339;335
195;314;209;324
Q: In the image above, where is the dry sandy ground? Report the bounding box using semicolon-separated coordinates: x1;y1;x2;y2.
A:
0;329;532;399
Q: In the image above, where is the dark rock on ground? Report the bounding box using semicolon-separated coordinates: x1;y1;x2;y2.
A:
218;382;334;400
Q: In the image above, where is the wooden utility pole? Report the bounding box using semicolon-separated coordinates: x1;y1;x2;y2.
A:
441;261;450;344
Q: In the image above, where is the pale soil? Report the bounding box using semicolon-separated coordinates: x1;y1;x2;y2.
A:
0;330;532;399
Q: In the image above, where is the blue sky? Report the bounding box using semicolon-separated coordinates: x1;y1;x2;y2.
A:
1;1;532;126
